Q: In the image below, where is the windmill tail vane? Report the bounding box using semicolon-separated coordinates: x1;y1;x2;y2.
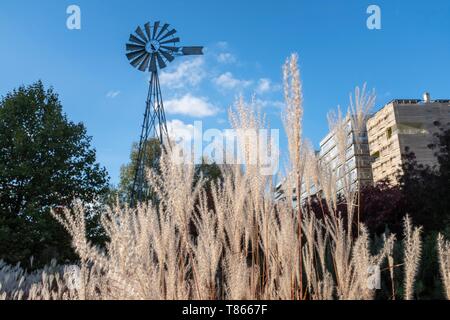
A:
125;21;203;206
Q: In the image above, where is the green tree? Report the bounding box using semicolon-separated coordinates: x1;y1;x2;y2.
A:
0;81;109;267
396;124;450;299
399;124;450;233
118;141;223;205
194;157;223;217
118;138;162;204
195;157;223;185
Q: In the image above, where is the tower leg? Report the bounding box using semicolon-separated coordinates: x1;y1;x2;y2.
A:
130;71;170;206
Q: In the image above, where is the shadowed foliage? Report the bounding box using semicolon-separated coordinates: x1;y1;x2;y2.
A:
0;81;109;268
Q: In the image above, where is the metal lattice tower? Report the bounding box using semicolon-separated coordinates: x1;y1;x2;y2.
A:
125;21;203;206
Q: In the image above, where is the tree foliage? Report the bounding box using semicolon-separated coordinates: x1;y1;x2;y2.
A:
117;139;162;204
117;139;223;206
0;81;109;267
399;124;450;233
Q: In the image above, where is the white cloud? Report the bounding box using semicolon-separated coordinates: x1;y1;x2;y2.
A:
256;78;271;94
217;52;236;64
106;90;120;98
159;57;206;89
166;119;199;142
254;98;285;109
256;78;281;94
165;94;218;117
214;72;252;90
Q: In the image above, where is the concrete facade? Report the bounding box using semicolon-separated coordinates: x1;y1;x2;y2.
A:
367;97;450;184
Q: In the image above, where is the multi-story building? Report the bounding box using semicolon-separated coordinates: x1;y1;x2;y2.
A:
318;116;373;193
367;93;450;184
275;115;373;205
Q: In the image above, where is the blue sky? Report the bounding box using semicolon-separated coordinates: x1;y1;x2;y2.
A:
1;0;449;184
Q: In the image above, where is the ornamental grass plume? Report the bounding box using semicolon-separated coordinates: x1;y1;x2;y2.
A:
348;84;376;233
403;215;422;300
282;53;306;298
0;54;435;301
437;234;450;299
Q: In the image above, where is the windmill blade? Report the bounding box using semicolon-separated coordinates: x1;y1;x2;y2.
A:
161;46;180;53
126;49;146;61
129;34;146;45
135;26;148;42
144;22;152;40
181;46;204;55
156;23;169;40
126;43;145;52
138;54;151;72
160;50;175;62
155;52;167;69
130;52;148;68
152;21;160;40
158;29;177;41
149;54;157;72
160;37;180;45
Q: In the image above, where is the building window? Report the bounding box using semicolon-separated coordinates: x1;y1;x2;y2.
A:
387;127;393;139
397;122;427;135
372;151;380;162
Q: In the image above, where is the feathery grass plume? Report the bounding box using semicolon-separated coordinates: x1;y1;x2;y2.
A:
0;259;81;300
324;213;354;299
327;108;356;230
348;84;376;232
386;235;396;299
282;53;306;298
301;211;334;300
322;106;360;300
192;190;223;299
48;145;207;300
302;211;318;296
437;234;450;299
272;200;301;299
283;54;304;172
100;203;167;299
149;149;205;299
51;201;91;300
348;84;376;140
0;55;433;302
317;160;338;214
403;215;423;300
227;96;273;299
211;170;251;299
351;226;396;300
323;217;396;300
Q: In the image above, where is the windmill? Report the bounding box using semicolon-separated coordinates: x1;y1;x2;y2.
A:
126;21;203;205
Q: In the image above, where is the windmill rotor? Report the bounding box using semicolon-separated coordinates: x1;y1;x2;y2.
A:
126;21;202;72
125;21;203;206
